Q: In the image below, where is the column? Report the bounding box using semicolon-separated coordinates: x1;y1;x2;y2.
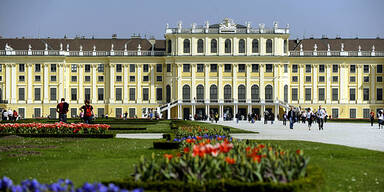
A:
340;64;347;103
137;64;142;103
43;64;49;103
27;64;33;103
204;64;209;103
326;64;332;103
218;64;223;102
260;64;265;102
178;104;182;119
273;64;278;102
205;37;209;55
64;64;70;101
150;64;155;103
192;104;196;120
78;64;84;103
92;64;97;103
357;65;363;103
261;105;265;121
313;64;318;103
177;64;182;102
274;104;279;120
109;64;115;103
5;64;11;102
246;64;251;103
11;64;17;103
299;64;304;103
123;64;129;103
167;103;171;119
191;64;196;102
232;64;238;102
370;64;376;103
246;37;252;56
219;105;223;120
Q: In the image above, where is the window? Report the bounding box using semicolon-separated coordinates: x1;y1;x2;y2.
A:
84;76;90;82
378;65;383;73
35;64;41;72
156;64;162;72
143;76;149;82
84;88;90;101
210;64;217;72
363;88;369;101
238;64;245;72
183;39;190;53
265;85;273;100
85;64;90;72
116;88;122;101
71;76;77;82
319;65;325;72
211;39;217;53
71;88;77;100
284;64;288;73
35;75;41;82
143;88;149;101
252;64;259;72
252;39;258;53
284;85;288;102
251;85;259;101
183;64;190;72
332;108;339;118
70;108;77;118
292;76;298;82
196;85;204;101
51;108;58;119
50;88;56;101
292;65;298;73
18;88;25;101
225;39;231;53
48;75;56;82
116;64;122;72
167;40;172;53
332;88;338;101
364;76;369;82
350;76;356;83
350;88;356;101
210;85;218;101
332;76;338;82
129;108;136;118
350;65;356;73
224;85;231;100
129;64;135;72
225;64;232;73
363;65;369;73
197;39;204;53
98;76;104;82
115;108;122;118
96;108;104;117
377;76;383;82
266;39;272;53
34;108;41;118
71;64;77;72
156;88;162;100
98;88;104;101
319;76;325;82
167;64;171;72
98;64;104;72
350;109;356;118
19;75;25;82
116;76;122;82
363;109;370;118
305;64;311;73
19;64;25;72
238;39;245;53
377;88;383;100
130;76;135;82
143;64;149;72
318;88;325;101
305;76;311;82
332;65;338;73
18;108;25;118
266;64;273;72
182;85;190;101
292;88;298;101
197;64;204;72
305;88;311;101
156;76;162;82
34;88;41;101
238;85;246;102
129;88;135;101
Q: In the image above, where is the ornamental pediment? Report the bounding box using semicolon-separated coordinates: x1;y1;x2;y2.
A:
219;18;237;33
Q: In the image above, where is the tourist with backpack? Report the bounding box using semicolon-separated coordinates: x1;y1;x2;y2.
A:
56;98;69;123
80;100;94;124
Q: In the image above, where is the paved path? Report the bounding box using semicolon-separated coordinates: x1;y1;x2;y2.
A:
211;121;384;152
115;133;163;139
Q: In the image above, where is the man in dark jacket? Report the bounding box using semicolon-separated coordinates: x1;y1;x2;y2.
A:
56;98;69;122
287;106;296;129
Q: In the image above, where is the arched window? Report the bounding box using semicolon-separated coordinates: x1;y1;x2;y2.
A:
284;85;288;103
182;85;190;101
166;85;171;103
238;39;245;53
225;39;231;53
251;85;259;101
266;39;272;53
183;39;190;53
197;39;204;53
224;85;232;101
210;85;218;101
211;39;217;53
238;85;246;102
196;85;204;101
167;40;172;53
252;39;258;53
265;85;273;101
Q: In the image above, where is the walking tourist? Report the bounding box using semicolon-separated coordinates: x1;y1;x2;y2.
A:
287;107;296;129
317;106;326;130
306;109;313;131
124;111;128;120
215;112;219;123
270;112;275;124
80;100;94;124
283;111;287;126
370;111;375;126
7;109;12;120
12;110;18;121
264;111;269;124
236;113;240;124
377;110;383;129
56;98;69;123
3;110;8;121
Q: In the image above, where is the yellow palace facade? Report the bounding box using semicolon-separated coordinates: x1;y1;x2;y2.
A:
0;18;383;120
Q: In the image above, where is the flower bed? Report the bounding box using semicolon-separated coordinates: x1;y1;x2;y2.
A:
175;125;230;139
0;122;110;135
0;176;142;192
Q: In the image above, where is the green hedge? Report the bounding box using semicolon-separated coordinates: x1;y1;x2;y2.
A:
0;133;115;138
153;141;180;149
105;166;323;192
109;128;147;131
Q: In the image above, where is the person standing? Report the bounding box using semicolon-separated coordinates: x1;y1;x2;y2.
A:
215;112;219;123
80;100;94;124
236;113;240;124
377;110;383;129
370;111;375;126
317;106;326;130
124;111;128;120
7;109;12;120
12;110;18;121
306;109;313;131
287;107;296;129
56;98;69;123
3;110;8;121
283;111;287;126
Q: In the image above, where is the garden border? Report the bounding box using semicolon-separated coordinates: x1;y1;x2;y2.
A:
0;133;115;138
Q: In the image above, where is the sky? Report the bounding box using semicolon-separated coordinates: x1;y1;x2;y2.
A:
0;0;383;40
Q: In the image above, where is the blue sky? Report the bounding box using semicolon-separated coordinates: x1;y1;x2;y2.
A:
0;0;383;39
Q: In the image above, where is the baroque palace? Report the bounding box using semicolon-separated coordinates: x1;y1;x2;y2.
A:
0;18;383;120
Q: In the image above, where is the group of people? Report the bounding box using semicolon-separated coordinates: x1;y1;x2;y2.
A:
56;98;94;124
285;105;327;130
370;110;384;129
1;109;19;121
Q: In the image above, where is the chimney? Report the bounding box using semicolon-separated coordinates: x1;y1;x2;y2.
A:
112;34;117;39
321;34;328;39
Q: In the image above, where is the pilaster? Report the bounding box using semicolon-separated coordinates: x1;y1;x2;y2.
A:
43;63;49;103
